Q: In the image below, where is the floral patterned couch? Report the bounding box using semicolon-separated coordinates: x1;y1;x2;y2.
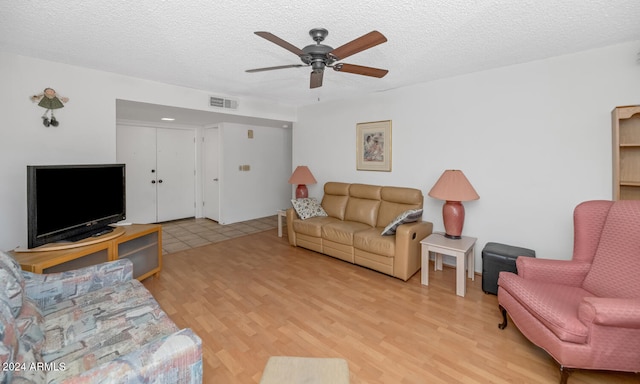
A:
0;250;202;383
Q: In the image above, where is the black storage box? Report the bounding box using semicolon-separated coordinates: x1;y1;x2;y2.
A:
482;242;536;295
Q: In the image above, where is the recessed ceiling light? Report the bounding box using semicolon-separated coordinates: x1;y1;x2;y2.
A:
161;117;175;121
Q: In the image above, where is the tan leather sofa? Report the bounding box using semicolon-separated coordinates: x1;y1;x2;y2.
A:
286;182;433;281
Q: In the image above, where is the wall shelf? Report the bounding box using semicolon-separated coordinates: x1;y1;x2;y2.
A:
612;105;640;201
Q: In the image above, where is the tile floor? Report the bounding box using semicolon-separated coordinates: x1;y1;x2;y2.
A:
160;215;281;254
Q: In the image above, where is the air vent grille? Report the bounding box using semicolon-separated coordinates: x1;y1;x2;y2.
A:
210;96;238;110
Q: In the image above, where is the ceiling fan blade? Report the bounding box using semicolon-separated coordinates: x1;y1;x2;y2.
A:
246;64;307;73
328;30;387;61
333;63;388;78
310;70;324;89
254;31;305;57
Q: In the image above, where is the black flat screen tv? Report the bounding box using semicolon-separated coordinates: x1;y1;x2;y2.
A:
27;164;126;249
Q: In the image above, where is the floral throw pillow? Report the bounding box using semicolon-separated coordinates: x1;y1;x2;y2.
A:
381;209;423;236
291;198;328;220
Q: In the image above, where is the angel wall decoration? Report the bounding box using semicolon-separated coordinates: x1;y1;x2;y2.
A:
31;88;69;127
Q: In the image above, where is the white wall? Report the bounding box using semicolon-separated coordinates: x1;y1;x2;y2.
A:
3;41;639;259
0;52;296;250
294;41;640;270
219;122;292;224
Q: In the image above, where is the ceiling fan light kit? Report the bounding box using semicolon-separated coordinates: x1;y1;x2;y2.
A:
247;28;388;89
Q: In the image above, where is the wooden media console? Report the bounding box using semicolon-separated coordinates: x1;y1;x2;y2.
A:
10;224;162;281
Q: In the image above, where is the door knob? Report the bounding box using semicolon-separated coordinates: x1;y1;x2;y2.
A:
213;178;219;181
158;179;163;183
151;180;156;184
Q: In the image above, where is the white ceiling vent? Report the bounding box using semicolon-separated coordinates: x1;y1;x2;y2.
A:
210;96;238;110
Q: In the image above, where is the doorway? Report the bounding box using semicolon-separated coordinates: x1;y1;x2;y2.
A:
116;125;196;223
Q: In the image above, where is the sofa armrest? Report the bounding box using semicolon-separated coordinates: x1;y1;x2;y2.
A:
286;207;298;246
395;221;433;242
516;257;590;286
393;221;434;281
23;259;133;308
579;297;640;328
66;328;202;383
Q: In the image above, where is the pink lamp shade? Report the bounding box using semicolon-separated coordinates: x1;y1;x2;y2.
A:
288;166;317;199
428;170;479;239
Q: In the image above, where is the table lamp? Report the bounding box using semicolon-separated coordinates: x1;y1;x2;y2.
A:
288;166;317;199
428;170;479;239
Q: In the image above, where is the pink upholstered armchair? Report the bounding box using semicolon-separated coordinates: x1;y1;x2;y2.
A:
497;200;640;384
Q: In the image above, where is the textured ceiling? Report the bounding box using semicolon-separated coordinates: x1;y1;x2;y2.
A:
2;1;640;108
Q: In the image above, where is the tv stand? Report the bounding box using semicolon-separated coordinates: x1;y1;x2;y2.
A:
10;224;162;281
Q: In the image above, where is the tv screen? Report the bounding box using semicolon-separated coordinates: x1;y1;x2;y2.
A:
27;164;126;249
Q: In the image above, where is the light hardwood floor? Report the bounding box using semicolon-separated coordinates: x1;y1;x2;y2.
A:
143;227;638;384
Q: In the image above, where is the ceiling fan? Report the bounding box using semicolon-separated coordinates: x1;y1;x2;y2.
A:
246;28;389;89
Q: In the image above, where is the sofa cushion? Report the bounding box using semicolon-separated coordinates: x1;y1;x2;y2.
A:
293;216;340;237
377;187;424;227
321;182;350;220
41;279;179;383
0;299;18;384
322;221;371;246
0;251;25;317
10;298;46;383
381;209;423;236
344;198;380;227
12;338;45;383
354;228;396;257
499;272;590;343
349;184;382;200
16;297;44;353
291;198;328;220
344;184;382;226
381;186;423;205
582;200;640;298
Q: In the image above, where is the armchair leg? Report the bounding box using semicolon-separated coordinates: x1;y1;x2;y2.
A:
559;365;572;384
498;305;508;329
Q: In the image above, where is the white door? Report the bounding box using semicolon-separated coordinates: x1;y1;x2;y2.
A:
156;128;196;222
117;125;157;223
117;126;196;223
203;127;220;222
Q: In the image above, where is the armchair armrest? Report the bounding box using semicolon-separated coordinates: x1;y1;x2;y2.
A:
579;297;640;328
23;259;133;309
65;328;202;383
516;257;591;286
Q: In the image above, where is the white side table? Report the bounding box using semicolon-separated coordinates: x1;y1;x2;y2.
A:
420;233;477;297
277;209;287;237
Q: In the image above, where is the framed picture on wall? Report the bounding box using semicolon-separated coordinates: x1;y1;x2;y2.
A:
356;120;392;171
